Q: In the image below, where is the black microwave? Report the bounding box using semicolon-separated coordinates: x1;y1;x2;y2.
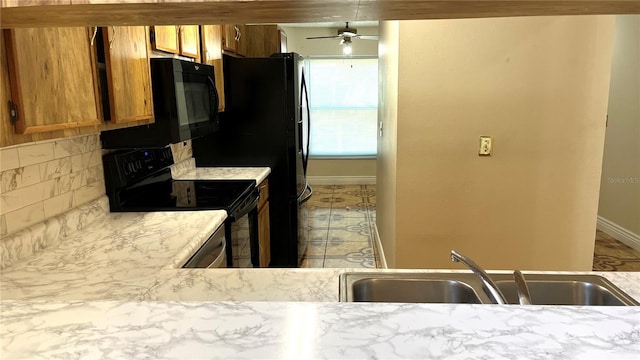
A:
101;58;220;149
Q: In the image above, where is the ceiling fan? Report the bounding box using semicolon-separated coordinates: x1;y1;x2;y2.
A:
306;22;378;55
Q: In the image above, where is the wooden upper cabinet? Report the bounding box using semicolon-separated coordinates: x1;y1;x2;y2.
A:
201;25;225;112
151;25;200;61
241;25;282;57
102;26;153;124
3;27;100;135
222;24;245;56
150;25;179;54
179;25;201;61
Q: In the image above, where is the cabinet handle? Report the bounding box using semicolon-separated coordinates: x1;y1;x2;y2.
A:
109;27;116;49
90;26;98;46
234;25;240;41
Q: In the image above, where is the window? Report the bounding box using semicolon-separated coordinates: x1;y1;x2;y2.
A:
307;57;378;158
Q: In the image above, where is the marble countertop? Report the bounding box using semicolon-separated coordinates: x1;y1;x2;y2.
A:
2;300;639;359
1;195;640;358
173;160;271;184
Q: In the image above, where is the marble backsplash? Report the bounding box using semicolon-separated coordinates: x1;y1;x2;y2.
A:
0;136;196;238
169;140;195;177
169;140;193;164
0;134;105;237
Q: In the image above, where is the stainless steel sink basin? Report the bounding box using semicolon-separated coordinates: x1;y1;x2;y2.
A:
490;274;639;306
340;272;639;306
341;273;484;304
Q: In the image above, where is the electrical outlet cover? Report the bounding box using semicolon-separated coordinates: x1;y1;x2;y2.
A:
479;136;493;156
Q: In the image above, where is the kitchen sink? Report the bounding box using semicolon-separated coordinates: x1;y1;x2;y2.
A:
341;273;484;304
340;272;639;306
490;274;639;306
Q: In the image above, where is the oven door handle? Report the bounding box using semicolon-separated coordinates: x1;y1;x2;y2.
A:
228;189;260;221
206;241;227;268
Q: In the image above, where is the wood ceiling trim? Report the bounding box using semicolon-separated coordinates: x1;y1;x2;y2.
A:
1;1;639;28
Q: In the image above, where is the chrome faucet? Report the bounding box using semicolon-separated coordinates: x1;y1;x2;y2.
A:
513;270;532;305
450;250;507;305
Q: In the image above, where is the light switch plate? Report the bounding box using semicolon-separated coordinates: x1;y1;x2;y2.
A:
479;136;493;156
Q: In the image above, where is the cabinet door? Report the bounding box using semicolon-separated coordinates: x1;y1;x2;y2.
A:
201;25;225;112
103;26;153;124
222;24;246;56
258;201;271;268
179;25;200;61
4;27;100;135
243;25;276;57
151;25;179;54
221;24;238;53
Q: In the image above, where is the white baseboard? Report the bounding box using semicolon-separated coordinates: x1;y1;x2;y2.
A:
307;176;376;185
597;216;640;251
372;223;388;269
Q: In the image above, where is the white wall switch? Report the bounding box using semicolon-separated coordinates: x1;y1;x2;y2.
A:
479;136;493;156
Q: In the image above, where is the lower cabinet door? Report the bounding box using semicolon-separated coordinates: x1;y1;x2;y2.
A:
258;201;271;267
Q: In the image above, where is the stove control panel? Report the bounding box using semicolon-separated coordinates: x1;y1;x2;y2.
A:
103;148;174;189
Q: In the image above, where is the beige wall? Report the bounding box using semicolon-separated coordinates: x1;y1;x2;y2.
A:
376;21;400;267
598;15;640;236
307;159;376;178
280;25;378;179
378;16;615;270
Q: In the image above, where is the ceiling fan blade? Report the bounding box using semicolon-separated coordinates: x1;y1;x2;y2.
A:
306;35;343;40
354;35;379;40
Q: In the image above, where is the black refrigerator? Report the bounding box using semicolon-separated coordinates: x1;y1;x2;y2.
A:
192;52;312;267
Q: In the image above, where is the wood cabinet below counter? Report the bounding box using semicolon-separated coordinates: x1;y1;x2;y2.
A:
257;178;271;268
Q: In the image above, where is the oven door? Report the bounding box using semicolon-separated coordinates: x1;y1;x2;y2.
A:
226;189;260;268
182;225;227;268
231;212;253;268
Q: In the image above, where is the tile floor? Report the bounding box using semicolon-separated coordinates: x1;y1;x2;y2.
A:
300;185;640;272
300;185;380;269
592;230;640;271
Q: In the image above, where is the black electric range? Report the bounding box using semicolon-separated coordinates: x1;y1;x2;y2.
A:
112;171;257;217
102;148;260;267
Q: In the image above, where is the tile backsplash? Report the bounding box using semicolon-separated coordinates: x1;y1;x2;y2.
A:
0;136;195;238
169;140;193;164
0;134;105;236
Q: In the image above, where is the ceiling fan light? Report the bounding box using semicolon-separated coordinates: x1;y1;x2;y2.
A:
342;42;353;56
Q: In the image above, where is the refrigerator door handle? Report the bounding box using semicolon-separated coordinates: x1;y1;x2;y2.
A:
301;71;311;176
298;183;313;204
